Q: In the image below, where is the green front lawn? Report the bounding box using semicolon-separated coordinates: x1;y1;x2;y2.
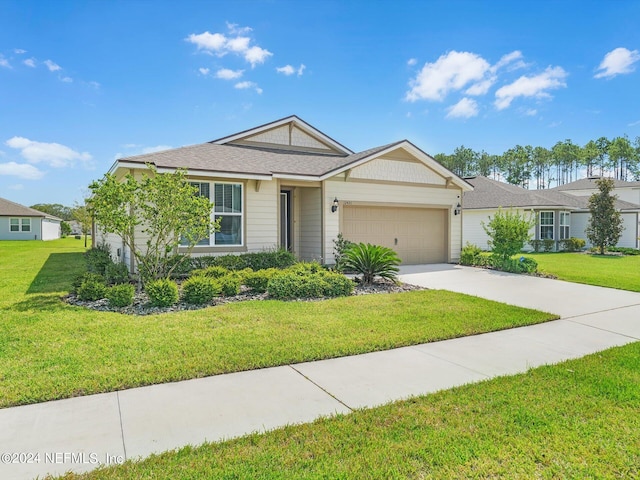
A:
53;342;640;479
527;252;640;292
0;239;556;408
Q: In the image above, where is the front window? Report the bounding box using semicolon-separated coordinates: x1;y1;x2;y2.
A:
214;183;242;246
559;212;570;240
539;211;554;240
189;182;210;245
10;218;30;232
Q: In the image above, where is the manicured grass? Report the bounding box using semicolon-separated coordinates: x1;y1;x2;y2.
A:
52;342;640;479
0;239;556;408
527;252;640;292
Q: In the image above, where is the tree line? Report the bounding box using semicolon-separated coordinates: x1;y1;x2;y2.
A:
434;135;640;189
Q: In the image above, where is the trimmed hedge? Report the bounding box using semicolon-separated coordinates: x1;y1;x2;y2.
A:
267;269;354;300
107;283;135;307
181;276;220;305
146;279;179;307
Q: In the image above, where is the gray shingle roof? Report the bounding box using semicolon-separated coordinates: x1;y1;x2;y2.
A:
551;177;640;191
463;176;640;211
119;141;403;178
0;197;62;219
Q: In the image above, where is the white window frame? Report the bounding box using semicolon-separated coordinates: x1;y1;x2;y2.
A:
559;211;570;240
539;211;554;240
10;217;31;232
213;182;243;246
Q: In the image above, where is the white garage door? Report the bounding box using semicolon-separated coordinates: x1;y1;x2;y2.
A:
342;205;448;264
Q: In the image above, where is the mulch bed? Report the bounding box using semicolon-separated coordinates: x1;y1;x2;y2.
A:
64;278;425;316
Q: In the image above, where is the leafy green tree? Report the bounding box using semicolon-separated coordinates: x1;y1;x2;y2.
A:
60;221;71;237
72;203;93;247
482;209;535;260
89;165;217;283
586;178;623;255
30;203;73;220
608;135;634;181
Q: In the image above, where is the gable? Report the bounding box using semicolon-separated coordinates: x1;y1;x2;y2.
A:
348;154;446;186
233;124;339;153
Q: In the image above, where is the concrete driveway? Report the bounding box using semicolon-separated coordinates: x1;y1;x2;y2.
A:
2;265;639;480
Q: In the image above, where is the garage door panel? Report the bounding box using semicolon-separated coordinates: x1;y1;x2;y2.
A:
343;206;447;264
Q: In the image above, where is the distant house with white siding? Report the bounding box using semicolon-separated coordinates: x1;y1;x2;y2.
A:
0;197;62;241
96;115;472;271
462;176;640;251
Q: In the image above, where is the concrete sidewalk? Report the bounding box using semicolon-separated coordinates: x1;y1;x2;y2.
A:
2;266;639;480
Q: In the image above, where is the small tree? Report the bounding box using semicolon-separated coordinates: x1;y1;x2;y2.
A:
72;203;93;247
60;221;71;237
482;208;535;260
88;165;217;283
586;178;623;255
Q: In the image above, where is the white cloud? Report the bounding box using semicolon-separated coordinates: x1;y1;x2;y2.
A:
199;67;210;75
5;137;91;168
594;47;640;78
14;49;27;54
276;64;305;76
525;108;538;116
406;51;491;102
0;55;10;68
87;81;100;89
628;119;640;127
9;183;24;190
234;81;262;93
186;25;272;67
60;76;73;83
215;68;243;79
44;59;61;72
446;97;479;119
494;66;567;110
23;58;36;68
492;50;526;72
407;58;417;66
465;78;495;96
0;162;45;180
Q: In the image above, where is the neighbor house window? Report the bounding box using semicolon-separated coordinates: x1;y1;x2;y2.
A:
10;218;31;232
539;211;554;240
559;212;570;240
214;183;242;246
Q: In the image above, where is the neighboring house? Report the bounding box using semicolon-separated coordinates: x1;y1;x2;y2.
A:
97;115;472;271
551;176;640;206
462;176;640;251
0;197;62;241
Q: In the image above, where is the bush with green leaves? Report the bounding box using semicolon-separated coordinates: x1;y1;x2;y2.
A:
244;268;279;293
321;271;355;297
606;247;640;255
219;275;241;296
560;237;586;252
77;277;108;301
181;276;220;305
200;249;297;272
105;262;130;285
460;242;482;266
267;268;354;300
517;256;538;274
191;265;231;279
106;283;135;307
482;208;535;260
145;278;179;307
342;243;400;284
84;243;113;275
333;233;355;272
72;272;105;294
542;239;555;252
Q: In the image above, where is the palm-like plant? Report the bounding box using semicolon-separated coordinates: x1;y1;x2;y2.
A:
342;243;401;284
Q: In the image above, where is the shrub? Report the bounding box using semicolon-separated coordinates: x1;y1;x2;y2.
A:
77;278;108;301
244;268;279;293
106;283;135;307
529;239;543;253
139;254;194;282
560;237;586;252
517;256;538;274
192;265;231;279
219;275;241;296
105;262;130;285
543;239;555;252
84;243;113;275
482;209;535;260
189;256;220;270
460;242;482;266
208;254;247;271
72;272;105;294
146;279;179;307
268;272;326;300
342;243;400;284
607;247;640;255
181;276;220;305
286;262;325;275
321;271;355;297
333;233;355;272
243;249;297;271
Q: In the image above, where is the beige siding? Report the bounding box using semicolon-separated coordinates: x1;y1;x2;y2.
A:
245;179;278;252
298;188;322;261
241;125;334;152
349;158;446;185
290;126;333;151
324;178;462;264
463;208;536;251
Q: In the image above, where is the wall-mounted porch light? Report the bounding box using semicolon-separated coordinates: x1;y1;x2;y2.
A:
454;203;462;216
331;197;339;213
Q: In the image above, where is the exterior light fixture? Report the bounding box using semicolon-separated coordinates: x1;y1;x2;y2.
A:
331;197;339;213
454;203;461;216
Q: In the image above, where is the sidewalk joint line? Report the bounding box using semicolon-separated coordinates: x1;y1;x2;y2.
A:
288;365;354;412
560;302;640;323
116;391;128;460
408;346;493;379
564;319;640;341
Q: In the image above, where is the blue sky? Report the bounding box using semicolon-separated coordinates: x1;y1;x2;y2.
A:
1;0;640;207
